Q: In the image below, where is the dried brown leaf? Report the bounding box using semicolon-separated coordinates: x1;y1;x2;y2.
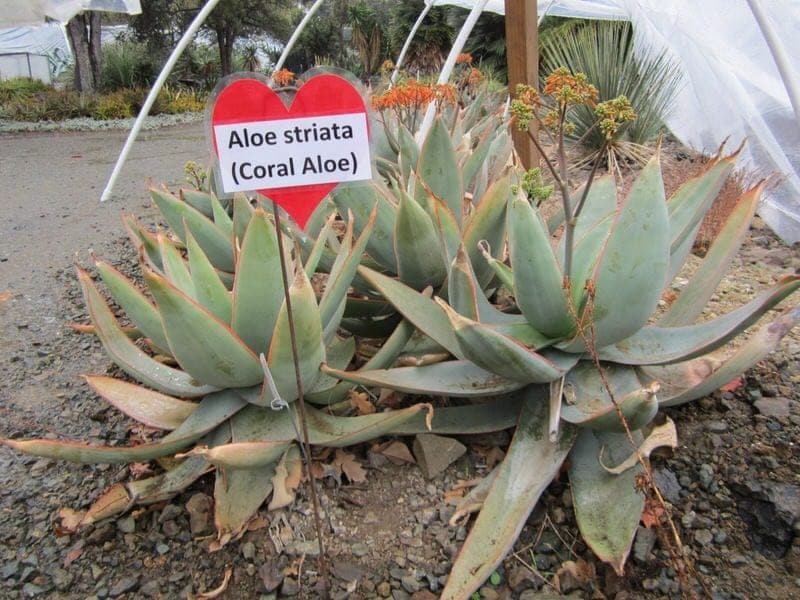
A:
63;546;83;568
196;567;232;599
444;488;466;505
333;449;367;483
0;291;13;303
553;559;596;593
129;462;154;478
375;440;415;465
269;447;302;510
349;390;375;415
56;507;85;535
474;446;505;469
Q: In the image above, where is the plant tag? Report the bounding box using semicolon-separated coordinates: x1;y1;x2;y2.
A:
210;73;372;228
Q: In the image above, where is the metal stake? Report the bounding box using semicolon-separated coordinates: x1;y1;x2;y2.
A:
271;203;329;595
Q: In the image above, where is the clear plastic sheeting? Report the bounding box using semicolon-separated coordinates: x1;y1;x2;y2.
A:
431;0;800;243
0;24;72;79
620;0;800;243
0;0;141;28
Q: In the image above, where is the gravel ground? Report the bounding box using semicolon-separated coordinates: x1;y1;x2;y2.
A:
0;125;798;599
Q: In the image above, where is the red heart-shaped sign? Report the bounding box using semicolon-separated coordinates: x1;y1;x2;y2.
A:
211;74;370;228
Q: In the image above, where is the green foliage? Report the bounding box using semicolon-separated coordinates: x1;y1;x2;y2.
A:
464;11;507;82
92;90;134;119
101;41;157;91
0;77;51;103
388;0;453;75
540;21;682;153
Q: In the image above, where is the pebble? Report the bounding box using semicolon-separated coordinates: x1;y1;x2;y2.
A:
412;434;467;479
706;420;729;433
281;577;300;597
754;397;792;417
401;575;420;593
698;463;715;491
695;529;714;546
108;575;139;597
633;526;657;562
116;516;135;534
377;581;392;597
242;541;256;560
653;468;682;504
185;493;212;536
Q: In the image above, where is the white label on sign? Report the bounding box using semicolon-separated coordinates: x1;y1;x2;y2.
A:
213;112;371;192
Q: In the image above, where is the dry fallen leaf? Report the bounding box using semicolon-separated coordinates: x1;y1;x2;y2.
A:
129;462;154;478
444;487;467;505
474;446;505;469
56;507;85;535
269;446;303;510
0;291;13;303
641;498;666;529
333;449;367;483
599;418;678;475
553;559;596;593
196;567;232;599
63;546;83;568
375;440;415;465
349;390;375;415
719;375;744;392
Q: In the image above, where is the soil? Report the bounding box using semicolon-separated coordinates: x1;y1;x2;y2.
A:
1;124;799;600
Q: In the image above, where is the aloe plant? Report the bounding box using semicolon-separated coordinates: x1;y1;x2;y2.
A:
326;150;800;597
330;113;513;338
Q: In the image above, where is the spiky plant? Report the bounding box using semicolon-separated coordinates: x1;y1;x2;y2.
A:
326;149;799;597
540;20;683;166
0;189;438;539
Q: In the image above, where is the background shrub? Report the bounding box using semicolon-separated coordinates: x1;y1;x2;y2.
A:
540;20;683;156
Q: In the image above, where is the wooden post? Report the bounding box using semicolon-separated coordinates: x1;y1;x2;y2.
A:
505;0;539;169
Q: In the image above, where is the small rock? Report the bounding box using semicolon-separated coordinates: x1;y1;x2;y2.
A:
158;503;182;524
730;554;748;566
401;575;420;593
116;516;135;534
22;583;45;597
281;577;300;597
109;576;139;597
377;581;392;597
412;434;467;479
681;510;696;529
140;580;160;597
698;464;715;491
479;587;499;600
706;420;728;433
242;541;256;561
1;560;19;580
186;493;212;536
695;529;714;546
633;527;657;562
332;560;363;583
754;397;791;418
351;542;369;557
52;568;73;591
392;591;412;600
258;559;284;593
653;468;682;504
411;592;437;600
642;578;658;591
286;540;320;557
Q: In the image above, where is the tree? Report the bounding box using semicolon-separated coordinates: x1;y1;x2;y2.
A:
65;11;102;92
203;0;293;76
388;0;453;75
